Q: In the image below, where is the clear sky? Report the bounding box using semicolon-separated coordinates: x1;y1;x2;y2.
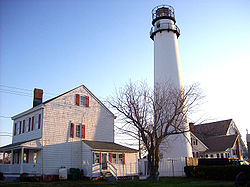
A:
0;0;250;147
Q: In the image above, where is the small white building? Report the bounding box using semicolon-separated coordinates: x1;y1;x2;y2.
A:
0;85;138;180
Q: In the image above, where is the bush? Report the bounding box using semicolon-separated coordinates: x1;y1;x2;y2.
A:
0;172;3;180
184;165;250;180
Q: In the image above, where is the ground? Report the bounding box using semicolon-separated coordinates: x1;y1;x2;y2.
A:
0;177;236;187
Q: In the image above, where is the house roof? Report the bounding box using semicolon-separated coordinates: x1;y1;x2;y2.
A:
12;85;114;119
204;134;238;153
83;140;138;153
193;119;232;142
0;139;41;151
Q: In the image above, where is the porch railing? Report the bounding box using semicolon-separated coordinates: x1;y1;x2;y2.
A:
0;163;40;174
91;161;117;179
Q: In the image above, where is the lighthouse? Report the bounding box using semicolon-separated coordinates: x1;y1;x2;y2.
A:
150;5;192;158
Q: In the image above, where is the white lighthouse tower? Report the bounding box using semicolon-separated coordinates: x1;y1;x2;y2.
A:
150;5;192;158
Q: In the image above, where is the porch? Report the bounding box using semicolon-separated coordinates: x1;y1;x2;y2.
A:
0;143;41;175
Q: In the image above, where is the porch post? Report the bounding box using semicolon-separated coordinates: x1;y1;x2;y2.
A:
2;151;5;165
11;150;13;165
20;147;24;174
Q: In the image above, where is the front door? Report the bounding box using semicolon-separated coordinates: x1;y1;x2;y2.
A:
101;153;107;169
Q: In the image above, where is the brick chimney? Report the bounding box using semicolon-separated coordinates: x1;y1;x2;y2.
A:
189;122;194;132
33;88;43;107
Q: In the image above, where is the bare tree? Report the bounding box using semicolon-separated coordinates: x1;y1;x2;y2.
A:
107;81;202;180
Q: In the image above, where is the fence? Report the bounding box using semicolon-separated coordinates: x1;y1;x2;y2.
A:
139;157;188;177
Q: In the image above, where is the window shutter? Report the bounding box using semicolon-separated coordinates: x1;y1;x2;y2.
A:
93;152;95;164
81;124;85;139
70;123;74;138
75;94;80;106
86;96;89;107
38;114;41;129
27;150;29;163
22;120;25;133
123;153;125;165
109;152;111;162
28;118;31;132
32;117;34;131
19;121;22;134
14;123;17;136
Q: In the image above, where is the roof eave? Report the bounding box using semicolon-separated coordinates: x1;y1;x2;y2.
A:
11;104;45;120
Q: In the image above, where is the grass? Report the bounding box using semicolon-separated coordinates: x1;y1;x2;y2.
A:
0;177;235;187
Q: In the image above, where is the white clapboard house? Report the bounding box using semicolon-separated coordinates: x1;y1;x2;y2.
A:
0;85;138;180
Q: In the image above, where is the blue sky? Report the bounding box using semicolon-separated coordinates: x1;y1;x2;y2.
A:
0;0;250;147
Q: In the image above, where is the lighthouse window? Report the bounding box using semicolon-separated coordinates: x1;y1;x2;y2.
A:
156;22;160;28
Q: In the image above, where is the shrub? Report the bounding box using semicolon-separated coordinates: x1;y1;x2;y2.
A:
0;172;3;180
184;165;250;180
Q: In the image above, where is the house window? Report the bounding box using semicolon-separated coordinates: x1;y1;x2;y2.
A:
217;154;220;158
34;115;39;129
76;125;81;137
196;152;199;158
16;122;20;135
192;152;195;157
94;153;100;163
23;150;29;163
118;154;123;164
210;154;213;158
232;149;236;155
25;118;29;132
80;96;86;106
221;153;224;158
205;154;208;158
75;94;89;107
111;154;117;163
33;152;38;164
192;138;198;145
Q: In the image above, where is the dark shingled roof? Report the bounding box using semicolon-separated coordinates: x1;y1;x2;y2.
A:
193;119;232;142
204;135;238;153
192;119;239;153
83;140;138;153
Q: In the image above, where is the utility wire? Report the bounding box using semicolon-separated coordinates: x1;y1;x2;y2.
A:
0;115;11;118
0;84;55;96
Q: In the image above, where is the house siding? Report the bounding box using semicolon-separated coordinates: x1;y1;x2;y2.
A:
41;86;114;175
12;109;43;144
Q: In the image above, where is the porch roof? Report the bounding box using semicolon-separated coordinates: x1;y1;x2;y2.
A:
0;139;42;152
83;140;138;153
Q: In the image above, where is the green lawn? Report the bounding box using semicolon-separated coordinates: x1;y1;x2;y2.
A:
0;177;235;187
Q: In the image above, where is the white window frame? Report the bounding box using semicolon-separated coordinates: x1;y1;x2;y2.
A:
94;152;100;164
111;153;117;163
118;154;123;164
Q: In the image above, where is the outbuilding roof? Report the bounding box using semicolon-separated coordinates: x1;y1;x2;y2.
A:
83;140;138;153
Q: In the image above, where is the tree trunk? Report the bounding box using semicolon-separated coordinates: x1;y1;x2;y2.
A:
147;145;160;180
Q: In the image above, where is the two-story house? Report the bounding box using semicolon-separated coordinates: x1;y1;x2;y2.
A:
0;85;138;180
189;119;248;160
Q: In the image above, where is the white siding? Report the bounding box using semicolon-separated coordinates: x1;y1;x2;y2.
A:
190;133;207;156
115;153;138;176
12;109;43;144
81;142;92;177
41;86;114;175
